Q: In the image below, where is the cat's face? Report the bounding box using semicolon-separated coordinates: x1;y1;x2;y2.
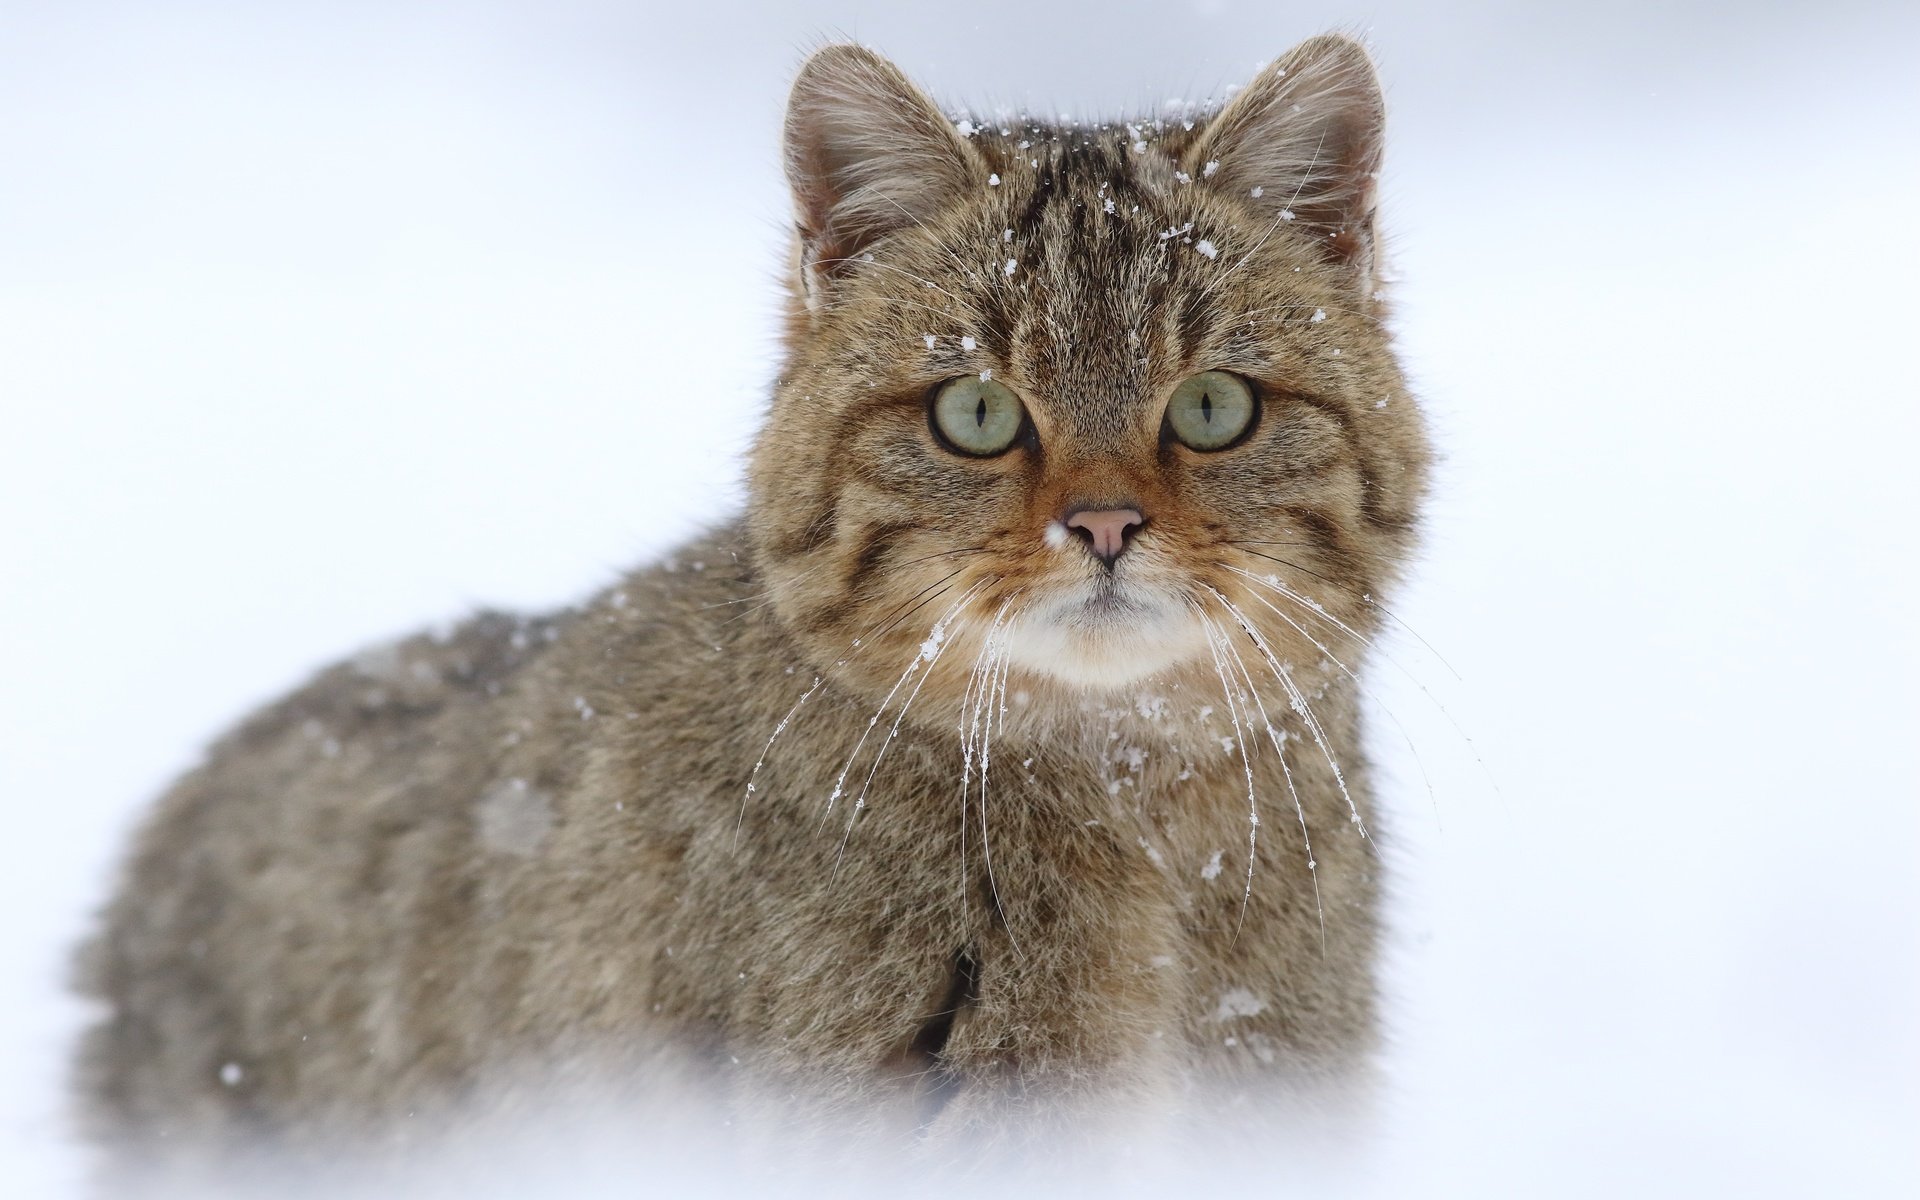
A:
750;40;1428;711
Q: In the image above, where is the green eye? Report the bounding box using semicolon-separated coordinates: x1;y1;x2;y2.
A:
930;376;1026;456
1165;371;1258;451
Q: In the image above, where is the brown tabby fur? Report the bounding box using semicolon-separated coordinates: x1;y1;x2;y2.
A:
75;35;1430;1179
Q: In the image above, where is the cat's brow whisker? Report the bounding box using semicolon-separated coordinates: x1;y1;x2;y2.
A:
1198;125;1328;301
860;187;987;286
831;294;976;329
1202;598;1325;951
1232;301;1380;327
813;256;983;315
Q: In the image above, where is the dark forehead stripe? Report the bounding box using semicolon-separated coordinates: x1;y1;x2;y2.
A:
977;133;1193;444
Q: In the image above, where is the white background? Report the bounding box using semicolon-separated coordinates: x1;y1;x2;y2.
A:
2;1;1916;1194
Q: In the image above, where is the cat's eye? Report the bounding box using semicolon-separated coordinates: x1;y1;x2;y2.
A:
1164;371;1258;451
930;376;1026;457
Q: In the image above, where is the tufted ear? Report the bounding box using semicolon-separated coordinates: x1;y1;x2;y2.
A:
783;45;984;309
1183;35;1386;282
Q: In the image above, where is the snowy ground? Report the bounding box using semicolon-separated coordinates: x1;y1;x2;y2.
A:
3;2;1916;1195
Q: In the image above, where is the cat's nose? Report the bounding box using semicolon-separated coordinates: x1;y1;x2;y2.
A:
1063;507;1145;566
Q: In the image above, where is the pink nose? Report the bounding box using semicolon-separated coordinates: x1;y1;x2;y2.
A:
1064;507;1145;565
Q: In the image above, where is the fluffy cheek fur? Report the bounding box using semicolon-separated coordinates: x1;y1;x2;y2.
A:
745;366;1401;707
750;37;1430;711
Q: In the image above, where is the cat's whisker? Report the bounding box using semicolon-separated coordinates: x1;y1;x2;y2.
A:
1191;603;1264;947
718;547;978;618
735;567;979;848
955;596;1019;954
829;293;977;329
1216;571;1441;825
1227;565;1500;803
1229;538;1403;566
977;599;1023;957
1222;557;1385;662
954;599;999;923
852;567;971;650
1207;588;1367;839
735;673;827;853
1227;541;1470;682
1227;544;1358;597
1203;597;1325;951
832;583;989;876
891;546;991;570
822;586;980;830
1359;592;1463;682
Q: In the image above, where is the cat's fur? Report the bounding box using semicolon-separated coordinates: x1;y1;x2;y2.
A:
75;35;1429;1178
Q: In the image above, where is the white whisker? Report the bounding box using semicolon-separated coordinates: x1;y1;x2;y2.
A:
735;673;826;851
1219;571;1440;825
831;583;987;878
1204;600;1325;950
977;597;1023;956
1193;603;1262;945
822;586;976;829
1208;588;1368;839
1227;565;1500;805
958;596;1018;934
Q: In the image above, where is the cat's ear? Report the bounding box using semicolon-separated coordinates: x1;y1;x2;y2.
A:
1184;35;1386;281
784;45;984;309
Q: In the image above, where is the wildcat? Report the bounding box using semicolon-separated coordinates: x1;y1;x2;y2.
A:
75;33;1429;1180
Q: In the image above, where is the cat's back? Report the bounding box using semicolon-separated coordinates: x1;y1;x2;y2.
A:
73;529;773;1161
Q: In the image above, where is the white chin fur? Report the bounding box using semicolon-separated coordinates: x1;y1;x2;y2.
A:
1000;593;1209;690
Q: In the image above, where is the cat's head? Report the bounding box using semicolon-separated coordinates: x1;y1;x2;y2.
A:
748;38;1428;712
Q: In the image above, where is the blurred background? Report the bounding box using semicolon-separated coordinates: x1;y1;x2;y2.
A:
2;1;1916;1194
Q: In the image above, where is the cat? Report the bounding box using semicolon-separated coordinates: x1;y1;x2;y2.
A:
74;32;1430;1183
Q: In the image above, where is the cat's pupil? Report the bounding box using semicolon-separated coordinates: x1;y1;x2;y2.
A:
1201;392;1214;423
975;398;987;427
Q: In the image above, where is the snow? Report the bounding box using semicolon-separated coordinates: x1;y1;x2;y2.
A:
1195;239;1219;259
2;4;1916;1199
1211;989;1268;1021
